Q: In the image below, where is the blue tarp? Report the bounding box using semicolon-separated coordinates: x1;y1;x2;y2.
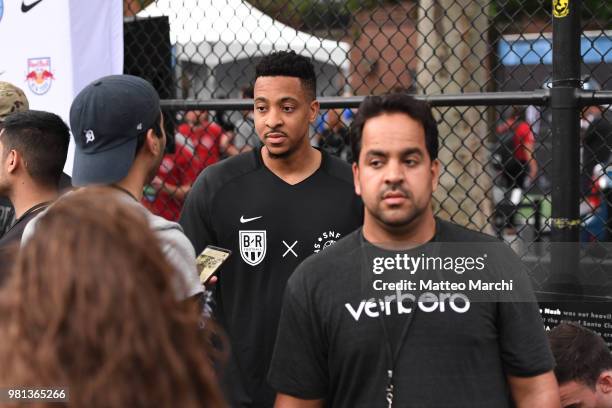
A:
498;34;612;66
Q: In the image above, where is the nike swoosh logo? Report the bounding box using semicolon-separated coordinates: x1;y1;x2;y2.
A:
21;0;44;13
240;215;262;223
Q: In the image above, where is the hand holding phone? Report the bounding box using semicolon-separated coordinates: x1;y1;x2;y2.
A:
196;245;231;284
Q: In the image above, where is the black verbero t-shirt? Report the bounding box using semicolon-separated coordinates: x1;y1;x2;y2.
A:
268;219;554;408
179;148;363;407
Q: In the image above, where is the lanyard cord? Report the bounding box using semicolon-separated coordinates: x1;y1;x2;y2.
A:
359;235;418;408
360;230;440;408
377;294;417;408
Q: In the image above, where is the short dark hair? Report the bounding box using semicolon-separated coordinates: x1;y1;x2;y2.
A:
548;322;612;388
1;110;69;187
349;93;439;162
255;51;316;100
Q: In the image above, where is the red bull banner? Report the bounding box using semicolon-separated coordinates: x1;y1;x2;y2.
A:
0;0;123;174
26;57;54;95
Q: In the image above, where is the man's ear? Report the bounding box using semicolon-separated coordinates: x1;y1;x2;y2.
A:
352;161;361;196
597;371;612;394
309;99;320;124
5;149;20;174
145;129;162;156
430;158;440;193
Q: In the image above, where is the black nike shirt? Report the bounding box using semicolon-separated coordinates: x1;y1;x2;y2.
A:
179;148;363;407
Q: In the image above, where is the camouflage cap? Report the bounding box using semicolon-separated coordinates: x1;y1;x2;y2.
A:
0;81;29;122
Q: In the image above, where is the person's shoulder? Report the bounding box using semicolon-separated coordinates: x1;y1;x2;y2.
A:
19;205;52;247
139;205;202;298
140;205;198;259
141;204;183;233
192;150;260;193
320;150;353;185
437;218;500;243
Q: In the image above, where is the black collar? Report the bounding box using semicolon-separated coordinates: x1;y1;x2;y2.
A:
7;201;51;231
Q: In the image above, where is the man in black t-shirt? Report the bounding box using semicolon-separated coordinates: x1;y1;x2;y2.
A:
268;93;559;407
179;51;363;407
0;110;70;282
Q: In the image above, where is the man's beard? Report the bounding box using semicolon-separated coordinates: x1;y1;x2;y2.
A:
145;153;164;186
266;147;295;160
370;185;425;229
0;176;10;198
265;140;299;160
263;130;307;160
372;204;424;229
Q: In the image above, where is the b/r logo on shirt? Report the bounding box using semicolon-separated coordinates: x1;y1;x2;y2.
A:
239;230;267;266
313;230;341;253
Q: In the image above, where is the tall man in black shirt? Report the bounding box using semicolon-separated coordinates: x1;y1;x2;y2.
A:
268;93;560;408
179;51;363;407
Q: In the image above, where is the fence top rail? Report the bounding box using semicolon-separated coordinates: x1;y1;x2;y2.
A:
160;91;555;110
159;90;612;110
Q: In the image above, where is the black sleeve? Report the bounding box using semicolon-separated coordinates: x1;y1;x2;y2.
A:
179;170;216;255
268;268;328;400
495;245;555;377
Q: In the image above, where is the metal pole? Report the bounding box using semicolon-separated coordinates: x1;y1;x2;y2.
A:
549;0;582;292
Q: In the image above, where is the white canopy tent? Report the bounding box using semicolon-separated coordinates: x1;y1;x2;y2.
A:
138;0;350;74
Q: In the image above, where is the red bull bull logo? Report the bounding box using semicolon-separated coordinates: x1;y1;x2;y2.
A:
26;57;54;95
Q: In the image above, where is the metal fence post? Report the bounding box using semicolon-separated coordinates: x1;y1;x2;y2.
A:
549;0;582;290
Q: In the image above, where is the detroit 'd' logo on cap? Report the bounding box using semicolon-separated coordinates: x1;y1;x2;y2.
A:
85;130;95;144
26;57;54;95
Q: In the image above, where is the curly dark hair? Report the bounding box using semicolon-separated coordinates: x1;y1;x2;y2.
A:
349;93;439;163
0;187;226;408
255;50;316;100
548;322;612;389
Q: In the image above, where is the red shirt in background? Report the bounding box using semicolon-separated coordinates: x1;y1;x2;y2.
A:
512;121;534;163
144;121;223;221
177;120;223;173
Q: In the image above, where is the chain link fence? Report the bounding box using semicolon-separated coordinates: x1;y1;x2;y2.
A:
124;0;612;299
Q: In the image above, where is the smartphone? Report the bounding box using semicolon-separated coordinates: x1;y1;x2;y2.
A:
196;245;232;284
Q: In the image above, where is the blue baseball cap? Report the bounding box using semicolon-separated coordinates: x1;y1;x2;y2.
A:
70;75;160;186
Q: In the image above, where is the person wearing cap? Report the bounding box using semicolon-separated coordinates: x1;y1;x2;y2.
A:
21;74;203;301
0;110;70;283
0;81;30;238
